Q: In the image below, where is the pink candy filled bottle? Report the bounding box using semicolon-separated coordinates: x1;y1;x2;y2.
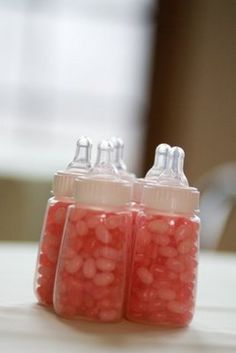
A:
126;145;200;327
54;140;133;322
34;137;92;306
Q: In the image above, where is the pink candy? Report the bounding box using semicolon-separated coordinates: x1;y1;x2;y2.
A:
137;267;154;285
95;224;112;244
126;211;199;327
82;258;96;279
96;258;116;272
54;206;132;322
93;272;115;286
35;200;199;327
34;200;73;306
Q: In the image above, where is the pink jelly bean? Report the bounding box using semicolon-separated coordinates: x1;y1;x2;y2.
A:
76;220;88;236
177;239;193;254
83;258;96;279
166;258;185;273
96;258;116;272
167;300;187;314
37;276;49;287
93;272;115;286
95;224;112;244
138;288;159;302
95;246;121;260
152;280;170;290
180;270;195;283
45;246;59;263
137;267;154;285
175;224;193;242
43;233;59;248
157;288;176;301
181;255;198;269
158;246;178;258
63;247;77;260
152;233;170;246
64;255;83;274
148;219;169;234
150;264;166;278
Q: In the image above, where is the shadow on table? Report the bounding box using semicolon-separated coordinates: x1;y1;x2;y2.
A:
31;303;189;349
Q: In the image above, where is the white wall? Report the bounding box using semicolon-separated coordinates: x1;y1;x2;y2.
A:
0;0;156;179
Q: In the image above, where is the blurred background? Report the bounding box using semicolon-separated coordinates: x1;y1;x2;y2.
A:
0;0;235;250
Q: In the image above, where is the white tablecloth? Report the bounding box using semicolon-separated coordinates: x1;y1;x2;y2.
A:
0;242;236;353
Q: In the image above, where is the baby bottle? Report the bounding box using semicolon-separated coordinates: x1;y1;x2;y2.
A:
126;145;200;327
34;137;92;306
54;140;133;322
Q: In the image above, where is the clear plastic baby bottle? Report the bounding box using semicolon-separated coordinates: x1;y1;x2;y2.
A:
34;137;92;306
126;145;200;327
54;140;133;322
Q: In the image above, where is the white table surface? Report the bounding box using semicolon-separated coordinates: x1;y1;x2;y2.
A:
0;242;236;353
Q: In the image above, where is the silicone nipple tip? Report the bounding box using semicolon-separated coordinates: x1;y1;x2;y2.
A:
111;137;127;172
92;139;119;178
145;143;171;180
67;136;92;172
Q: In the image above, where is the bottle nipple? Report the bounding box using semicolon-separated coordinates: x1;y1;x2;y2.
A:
67;136;92;173
145;143;171;180
92;139;119;178
111;137;127;171
169;146;189;186
145;144;189;187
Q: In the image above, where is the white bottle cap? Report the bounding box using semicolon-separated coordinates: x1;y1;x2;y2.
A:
53;171;78;198
142;183;200;214
74;177;132;207
74;139;132;207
